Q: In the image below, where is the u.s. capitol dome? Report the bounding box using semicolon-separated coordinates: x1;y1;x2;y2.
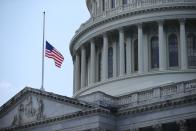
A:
1;0;196;131
70;0;196;97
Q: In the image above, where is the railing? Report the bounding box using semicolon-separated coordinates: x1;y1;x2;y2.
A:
78;79;196;108
74;0;196;39
117;79;196;107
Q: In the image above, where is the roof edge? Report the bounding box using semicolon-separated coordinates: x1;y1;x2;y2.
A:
0;87;95;117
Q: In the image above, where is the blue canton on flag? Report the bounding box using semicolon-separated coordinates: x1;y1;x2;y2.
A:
45;41;64;68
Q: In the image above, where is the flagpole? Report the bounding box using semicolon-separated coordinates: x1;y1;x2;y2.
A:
41;11;45;91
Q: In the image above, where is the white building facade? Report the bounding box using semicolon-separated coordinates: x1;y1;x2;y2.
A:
0;0;196;131
70;0;196;97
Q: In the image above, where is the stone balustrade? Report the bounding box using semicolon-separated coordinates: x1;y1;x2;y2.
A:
118;79;196;107
78;79;196;108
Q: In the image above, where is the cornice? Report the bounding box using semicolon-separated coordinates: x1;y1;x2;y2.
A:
2;94;196;131
0;87;95;118
70;4;196;56
0;108;111;131
74;70;196;97
117;94;196;117
1;79;196;130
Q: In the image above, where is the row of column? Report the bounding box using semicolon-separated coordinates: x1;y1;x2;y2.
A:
74;20;187;92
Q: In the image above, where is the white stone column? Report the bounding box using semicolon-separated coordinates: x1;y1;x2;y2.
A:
158;21;167;71
73;60;76;93
81;47;86;88
102;33;108;80
126;36;132;74
90;40;96;84
113;41;117;78
119;28;125;76
138;24;144;73
180;19;188;70
75;53;81;91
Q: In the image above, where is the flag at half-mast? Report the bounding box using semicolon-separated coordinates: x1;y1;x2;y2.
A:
45;41;64;68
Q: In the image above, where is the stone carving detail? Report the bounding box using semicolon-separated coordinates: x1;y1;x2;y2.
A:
12;104;24;126
25;96;36;117
138;90;153;101
12;96;45;126
177;120;187;130
36;99;44;120
185;81;196;91
79;79;196;109
161;86;177;96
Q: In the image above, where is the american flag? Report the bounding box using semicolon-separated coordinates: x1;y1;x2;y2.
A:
45;41;64;68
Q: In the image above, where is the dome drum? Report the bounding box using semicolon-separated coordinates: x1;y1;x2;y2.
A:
71;0;196;97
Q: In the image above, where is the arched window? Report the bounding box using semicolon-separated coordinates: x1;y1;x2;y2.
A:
98;52;102;82
111;0;115;8
108;47;113;78
187;33;196;67
151;36;159;69
133;39;138;71
122;0;128;5
168;34;179;67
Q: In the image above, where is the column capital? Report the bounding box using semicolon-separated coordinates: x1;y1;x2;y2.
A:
157;20;164;25
179;18;186;24
103;32;108;38
81;45;86;50
90;38;95;43
177;119;187;129
75;50;80;57
137;23;143;28
153;124;162;131
118;27;124;32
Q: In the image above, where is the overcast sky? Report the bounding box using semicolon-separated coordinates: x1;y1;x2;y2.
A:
0;0;90;106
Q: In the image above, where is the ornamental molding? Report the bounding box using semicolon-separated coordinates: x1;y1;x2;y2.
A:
1;79;196;130
70;4;196;55
117;93;196;116
78;79;196;115
11;96;45;126
0;87;94;118
0;108;111;131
